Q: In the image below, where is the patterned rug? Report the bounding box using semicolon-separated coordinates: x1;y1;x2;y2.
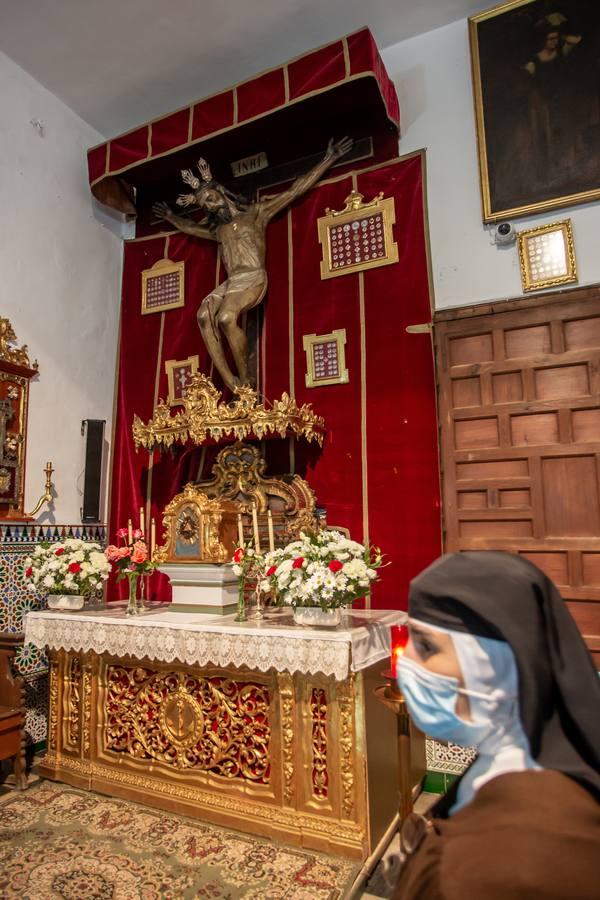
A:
0;781;358;899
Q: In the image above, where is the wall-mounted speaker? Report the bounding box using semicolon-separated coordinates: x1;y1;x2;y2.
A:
81;419;105;523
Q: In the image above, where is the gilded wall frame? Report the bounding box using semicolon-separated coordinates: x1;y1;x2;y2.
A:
303;330;349;388
517;219;577;292
141;258;185;315
469;1;600;221
164;354;199;407
317;191;398;279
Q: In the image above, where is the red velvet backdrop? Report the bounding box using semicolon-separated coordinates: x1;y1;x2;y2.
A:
109;152;441;606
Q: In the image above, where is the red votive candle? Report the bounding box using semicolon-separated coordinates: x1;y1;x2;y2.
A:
390;624;409;680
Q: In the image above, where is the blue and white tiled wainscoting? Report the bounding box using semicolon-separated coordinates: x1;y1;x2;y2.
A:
0;524;107;749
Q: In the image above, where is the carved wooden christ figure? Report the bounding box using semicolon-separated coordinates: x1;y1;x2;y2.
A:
153;137;352;391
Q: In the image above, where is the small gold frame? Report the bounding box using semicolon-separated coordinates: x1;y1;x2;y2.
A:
317;191;398;280
165;355;200;407
517;220;577;293
141;258;185;315
303;329;348;388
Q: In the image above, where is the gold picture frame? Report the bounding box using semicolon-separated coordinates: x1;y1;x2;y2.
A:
517;220;577;293
164;355;200;407
303;329;348;388
469;1;600;221
317;191;398;280
141;258;185;315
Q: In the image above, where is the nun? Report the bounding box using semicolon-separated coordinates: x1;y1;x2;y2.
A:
394;551;600;900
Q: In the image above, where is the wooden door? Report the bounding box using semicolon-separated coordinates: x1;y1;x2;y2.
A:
435;286;600;663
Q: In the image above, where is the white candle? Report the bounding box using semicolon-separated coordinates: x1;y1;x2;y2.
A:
252;504;261;552
267;509;275;553
151;518;156;557
127;519;133;544
237;513;245;547
139;506;145;537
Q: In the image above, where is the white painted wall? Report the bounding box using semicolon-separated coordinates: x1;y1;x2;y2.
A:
0;51;122;523
382;20;600;310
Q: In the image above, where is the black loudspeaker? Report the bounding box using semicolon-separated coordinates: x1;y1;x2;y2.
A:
81;419;105;523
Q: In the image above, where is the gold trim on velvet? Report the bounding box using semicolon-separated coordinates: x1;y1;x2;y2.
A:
283;64;290;104
342;36;351;79
287;211;295;401
148;123;153;158
233;86;239;127
145;307;167;530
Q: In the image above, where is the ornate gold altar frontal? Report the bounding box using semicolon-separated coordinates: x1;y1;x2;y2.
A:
132;374;325;449
40;648;398;859
517;219;578;293
153;485;240;564
0;318;39;518
303;329;349;388
141;258;185;315
318;190;398;280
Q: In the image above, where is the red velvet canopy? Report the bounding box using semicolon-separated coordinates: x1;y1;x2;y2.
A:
87;28;400;218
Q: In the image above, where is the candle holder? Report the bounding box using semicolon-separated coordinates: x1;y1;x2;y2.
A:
249;585;265;621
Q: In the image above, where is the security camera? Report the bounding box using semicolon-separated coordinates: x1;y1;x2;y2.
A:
494;222;516;245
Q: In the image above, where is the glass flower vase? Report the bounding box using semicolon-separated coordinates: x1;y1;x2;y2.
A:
126;574;139;616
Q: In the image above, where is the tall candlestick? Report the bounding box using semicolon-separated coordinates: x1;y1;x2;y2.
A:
150;518;156;558
139;507;145;537
237;513;245;548
267;509;275;553
127;519;133;544
252;504;261;552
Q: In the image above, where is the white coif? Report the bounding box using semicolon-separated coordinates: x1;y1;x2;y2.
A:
24;606;405;681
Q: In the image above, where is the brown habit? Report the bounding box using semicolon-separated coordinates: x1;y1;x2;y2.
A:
394;770;600;900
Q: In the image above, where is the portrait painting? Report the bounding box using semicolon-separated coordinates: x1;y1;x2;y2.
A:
470;0;600;220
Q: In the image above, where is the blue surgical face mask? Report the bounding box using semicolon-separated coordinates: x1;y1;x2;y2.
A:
397;656;496;747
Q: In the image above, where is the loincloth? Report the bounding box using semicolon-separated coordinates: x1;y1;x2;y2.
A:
208;269;267;299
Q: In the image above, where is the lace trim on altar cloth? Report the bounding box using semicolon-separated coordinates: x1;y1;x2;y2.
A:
24;608;406;681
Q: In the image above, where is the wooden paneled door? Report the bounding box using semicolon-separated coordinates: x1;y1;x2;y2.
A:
435;285;600;662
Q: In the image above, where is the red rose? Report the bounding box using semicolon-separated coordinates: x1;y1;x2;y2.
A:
233;548;245;563
266;565;277;577
68;562;82;574
25;566;32;578
328;559;343;573
292;557;304;569
54;547;65;556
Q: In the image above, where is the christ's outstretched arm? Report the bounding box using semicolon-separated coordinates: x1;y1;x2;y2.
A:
152;202;216;241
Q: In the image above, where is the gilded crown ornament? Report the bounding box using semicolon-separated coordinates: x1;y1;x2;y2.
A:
132;373;325;450
0;318;37;369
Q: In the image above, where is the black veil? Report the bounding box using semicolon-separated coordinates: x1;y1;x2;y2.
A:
408;551;600;800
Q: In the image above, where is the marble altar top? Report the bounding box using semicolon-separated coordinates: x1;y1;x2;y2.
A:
24;605;406;681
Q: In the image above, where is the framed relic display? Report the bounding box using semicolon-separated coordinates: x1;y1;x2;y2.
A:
317;190;398;279
141;258;185;315
469;1;600;221
517;219;577;292
164;355;200;407
303;330;349;388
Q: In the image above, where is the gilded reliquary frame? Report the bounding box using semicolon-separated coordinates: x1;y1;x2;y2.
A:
303;330;349;388
141;258;185;315
317;191;398;280
164;355;200;407
517;220;577;293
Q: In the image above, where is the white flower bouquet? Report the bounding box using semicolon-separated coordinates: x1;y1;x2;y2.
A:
24;539;111;598
262;529;383;610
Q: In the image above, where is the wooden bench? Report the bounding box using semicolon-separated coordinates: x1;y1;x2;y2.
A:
0;632;26;789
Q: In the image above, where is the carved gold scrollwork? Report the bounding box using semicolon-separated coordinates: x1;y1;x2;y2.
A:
105;666;271;781
48;652;58;751
82;658;92;755
66;656;81;746
310;687;328;799
277;672;295;804
336;678;355;818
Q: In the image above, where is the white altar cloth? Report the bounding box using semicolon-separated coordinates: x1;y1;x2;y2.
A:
24;606;406;681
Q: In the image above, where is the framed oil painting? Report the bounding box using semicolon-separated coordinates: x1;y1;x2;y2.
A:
469;1;600;221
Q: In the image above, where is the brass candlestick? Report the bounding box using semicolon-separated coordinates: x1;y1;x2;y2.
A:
26;461;54;519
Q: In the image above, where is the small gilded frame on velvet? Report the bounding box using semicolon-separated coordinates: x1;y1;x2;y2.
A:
303;330;348;388
165;355;200;407
317;191;398;280
141;258;185;315
517;220;577;293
